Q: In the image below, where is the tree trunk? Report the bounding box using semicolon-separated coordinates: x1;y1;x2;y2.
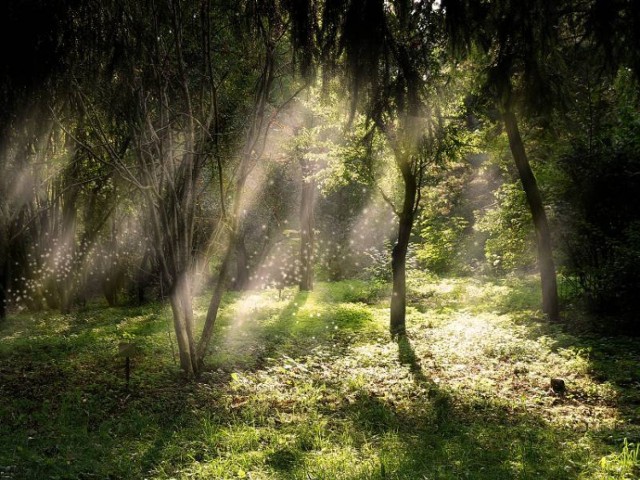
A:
169;293;194;376
58;139;83;314
503;109;560;322
197;247;232;366
0;253;7;320
196;155;248;367
299;158;316;291
103;280;118;307
390;166;417;337
135;250;150;305
233;233;250;290
169;274;198;376
181;278;198;372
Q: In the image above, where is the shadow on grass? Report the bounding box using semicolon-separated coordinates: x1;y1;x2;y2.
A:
397;334;430;384
203;290;311;373
2;280;639;479
205;287;376;374
323;351;600;479
455;275;640;448
511;311;640;442
417;274;640;415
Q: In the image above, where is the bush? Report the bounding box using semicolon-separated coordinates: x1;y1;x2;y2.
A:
475;182;536;273
415;216;468;274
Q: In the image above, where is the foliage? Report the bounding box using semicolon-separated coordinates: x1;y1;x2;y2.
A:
2;0;640;381
361;241;394;283
416;216;469;274
476;181;536;273
557;69;640;329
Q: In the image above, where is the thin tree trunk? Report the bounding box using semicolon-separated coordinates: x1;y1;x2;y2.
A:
169;275;198;377
503;109;560;322
103;281;118;307
390;165;417;337
58;134;83;314
299;158;316;291
233;233;250;290
0;252;8;320
180;276;199;372
195;14;289;370
169;292;192;375
196;152;247;366
136;250;150;305
103;217;119;307
197;246;232;365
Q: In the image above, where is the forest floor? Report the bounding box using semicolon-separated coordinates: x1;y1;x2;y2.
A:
1;274;639;479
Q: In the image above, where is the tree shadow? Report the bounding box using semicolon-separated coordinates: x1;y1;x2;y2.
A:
320;365;606;479
397;334;430;385
204;287;373;375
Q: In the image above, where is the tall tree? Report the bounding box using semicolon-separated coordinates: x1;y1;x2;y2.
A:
287;0;454;335
442;0;563;321
66;0;262;375
197;0;306;366
298;136;317;292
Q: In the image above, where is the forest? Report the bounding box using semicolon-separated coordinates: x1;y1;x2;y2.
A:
1;0;639;478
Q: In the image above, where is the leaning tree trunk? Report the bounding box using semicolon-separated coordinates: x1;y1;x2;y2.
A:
197;247;232;366
503;108;560;322
299;157;316;291
390;163;418;337
169;274;199;376
58;149;82;314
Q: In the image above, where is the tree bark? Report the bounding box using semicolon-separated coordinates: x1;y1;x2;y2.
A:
233;233;250;290
169;274;198;376
58;150;82;314
0;252;8;320
390;162;417;336
197;246;232;366
103;280;118;307
169;292;194;376
135;250;150;305
299;157;316;291
503;109;560;322
102;216;119;307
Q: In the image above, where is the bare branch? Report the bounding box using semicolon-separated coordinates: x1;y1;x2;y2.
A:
377;185;400;217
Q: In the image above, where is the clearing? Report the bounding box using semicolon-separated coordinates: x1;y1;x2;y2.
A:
1;275;639;479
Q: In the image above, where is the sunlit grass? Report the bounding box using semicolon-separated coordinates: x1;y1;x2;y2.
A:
1;275;639;479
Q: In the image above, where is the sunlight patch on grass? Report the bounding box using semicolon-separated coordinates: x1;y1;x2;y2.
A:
403;307;623;432
1;277;639;479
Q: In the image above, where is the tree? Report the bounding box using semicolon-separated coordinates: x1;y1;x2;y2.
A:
502;105;559;320
441;0;565;321
285;0;474;335
197;0;306;368
58;0;288;375
557;58;640;329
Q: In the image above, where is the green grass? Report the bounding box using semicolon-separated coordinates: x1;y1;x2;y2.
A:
1;276;639;479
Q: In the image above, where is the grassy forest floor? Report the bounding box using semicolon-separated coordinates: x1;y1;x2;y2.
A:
1;274;639;479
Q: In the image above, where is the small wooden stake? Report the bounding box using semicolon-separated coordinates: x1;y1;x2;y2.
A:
118;342;138;388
